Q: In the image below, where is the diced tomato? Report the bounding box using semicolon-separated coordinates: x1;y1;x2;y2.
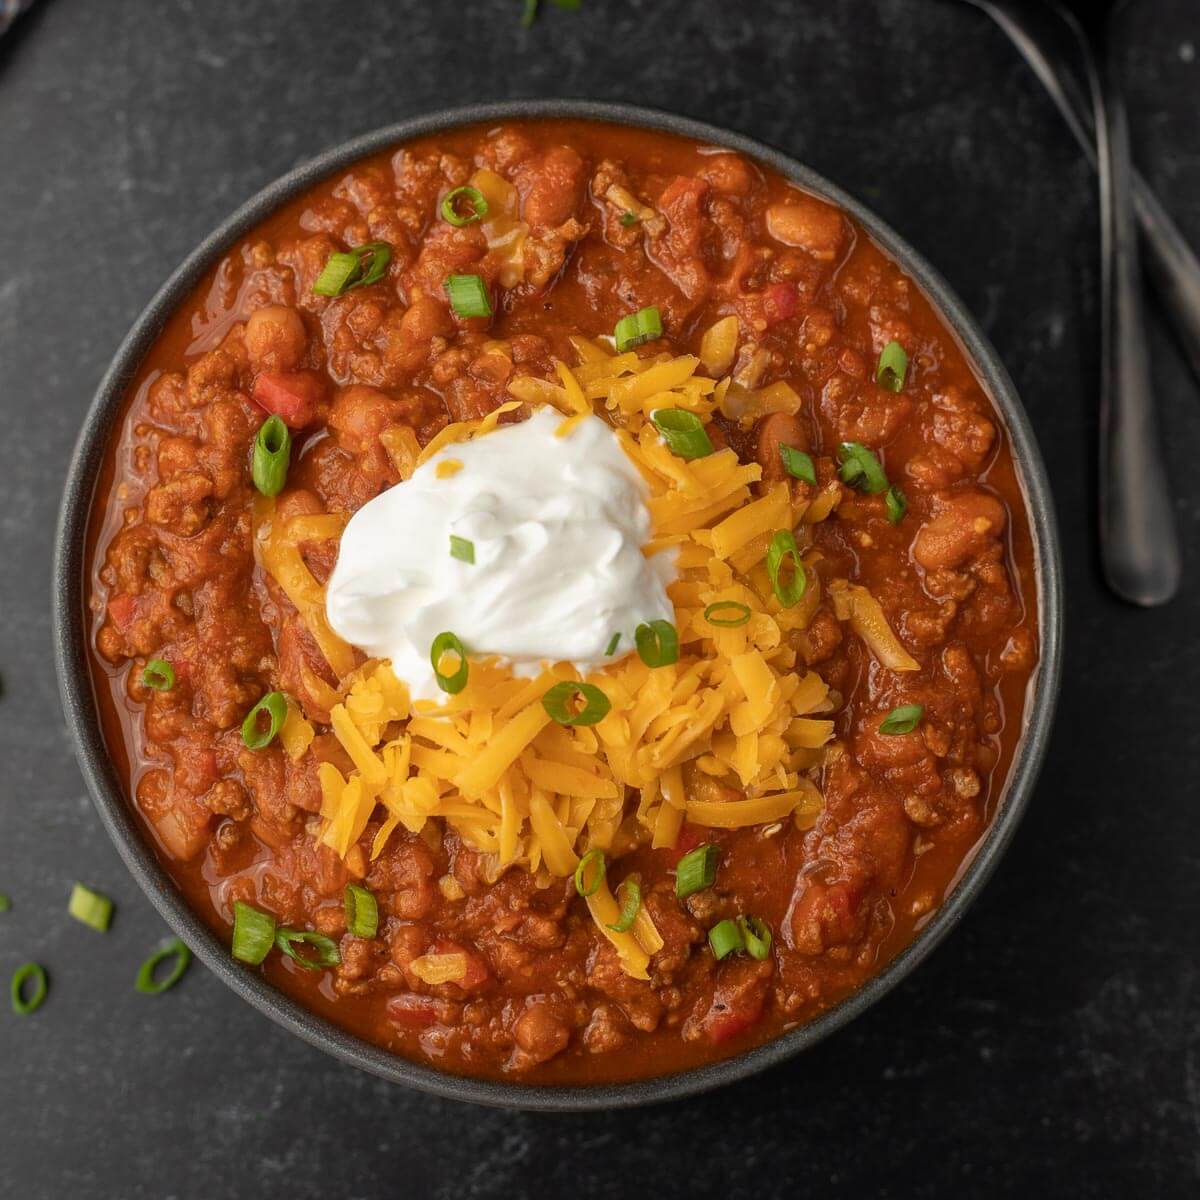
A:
700;960;769;1044
763;282;798;324
252;370;325;428
667;822;708;865
431;938;490;990
386;993;444;1029
107;593;138;632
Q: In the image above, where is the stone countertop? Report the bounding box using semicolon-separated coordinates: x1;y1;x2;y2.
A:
0;1;1197;1195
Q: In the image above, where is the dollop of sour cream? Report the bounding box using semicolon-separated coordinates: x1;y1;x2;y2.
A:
326;408;676;701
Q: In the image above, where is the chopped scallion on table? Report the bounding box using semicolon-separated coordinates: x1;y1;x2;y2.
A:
10;963;47;1015
135;939;192;994
68;883;113;933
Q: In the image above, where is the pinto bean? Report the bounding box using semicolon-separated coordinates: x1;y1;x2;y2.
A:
754;412;807;482
765;196;845;261
912;491;1007;572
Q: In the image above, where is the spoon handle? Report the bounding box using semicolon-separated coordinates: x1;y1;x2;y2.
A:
984;1;1200;389
1095;36;1181;605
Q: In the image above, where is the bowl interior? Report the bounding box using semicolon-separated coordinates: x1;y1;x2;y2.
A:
52;99;1063;1111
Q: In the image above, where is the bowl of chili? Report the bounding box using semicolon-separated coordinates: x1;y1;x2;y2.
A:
53;100;1063;1110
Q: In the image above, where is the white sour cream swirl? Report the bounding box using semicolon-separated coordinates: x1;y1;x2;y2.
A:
325;408;676;700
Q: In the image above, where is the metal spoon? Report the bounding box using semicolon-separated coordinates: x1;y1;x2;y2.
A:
959;0;1181;605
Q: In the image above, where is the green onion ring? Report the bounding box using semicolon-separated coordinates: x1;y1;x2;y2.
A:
274;928;341;971
135;939;192;994
344;884;380;939
606;878;642;933
650;408;714;461
703;601;752;628
766;530;808;608
574;848;607;898
10;963;47;1015
708;918;744;960
675;844;719;898
876;340;908;392
542;681;612;727
739;915;773;961
68;882;113;933
241;691;288;750
880;704;925;736
231;901;276;965
142;658;176;692
252;414;292;498
440;185;489;227
635;619;680;667
430;631;469;695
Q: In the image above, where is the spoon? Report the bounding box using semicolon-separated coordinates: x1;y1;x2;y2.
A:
959;0;1181;605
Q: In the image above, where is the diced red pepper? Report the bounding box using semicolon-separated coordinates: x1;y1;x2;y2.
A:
386;993;444;1029
252;370;325;429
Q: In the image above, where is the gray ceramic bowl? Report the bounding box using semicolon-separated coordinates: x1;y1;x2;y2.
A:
52;100;1063;1111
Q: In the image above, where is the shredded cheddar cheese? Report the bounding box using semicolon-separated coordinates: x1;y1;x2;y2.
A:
253;343;903;980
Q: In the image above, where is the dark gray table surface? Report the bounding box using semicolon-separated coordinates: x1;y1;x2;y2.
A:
2;1;1198;1196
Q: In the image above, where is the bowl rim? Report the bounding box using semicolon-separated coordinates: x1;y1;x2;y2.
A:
52;98;1063;1111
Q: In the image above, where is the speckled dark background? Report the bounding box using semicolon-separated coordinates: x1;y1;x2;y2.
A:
1;0;1197;1196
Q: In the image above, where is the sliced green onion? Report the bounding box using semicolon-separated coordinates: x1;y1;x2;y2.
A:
708;918;744;960
440;185;489;227
779;445;817;485
635;619;679;668
650;408;713;461
344;884;379;939
241;691;288;750
574;848;607;898
619;211;640;227
521;0;538;26
142;659;176;692
876;340;908;392
886;484;908;525
0;894;9;913
703;601;752;628
614;306;663;352
739;915;773;961
449;535;475;564
313;242;392;297
837;442;889;494
605;632;621;656
252;414;291;497
275;928;341;971
354;241;392;287
766;530;807;608
68;883;113;933
135;939;192;994
10;963;47;1015
606;878;642;933
675;844;719;898
313;251;361;297
444;273;492;319
542;681;611;727
431;631;469;695
880;704;924;735
231;901;276;965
